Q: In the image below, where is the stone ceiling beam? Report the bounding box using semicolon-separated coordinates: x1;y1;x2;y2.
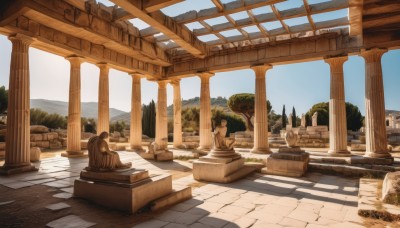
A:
0;16;163;78
165;33;362;78
0;0;171;66
348;0;363;37
109;0;207;58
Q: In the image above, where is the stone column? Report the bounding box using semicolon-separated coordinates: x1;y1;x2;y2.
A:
65;56;84;156
155;81;168;150
1;34;37;175
96;63;109;137
325;56;351;156
251;64;271;154
360;48;392;158
171;79;183;148
198;72;214;151
129;73;144;152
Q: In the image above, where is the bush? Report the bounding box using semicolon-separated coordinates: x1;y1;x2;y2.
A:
30;108;67;129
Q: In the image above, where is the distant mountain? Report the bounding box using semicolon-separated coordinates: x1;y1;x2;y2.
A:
111;96;232;124
30;99;127;119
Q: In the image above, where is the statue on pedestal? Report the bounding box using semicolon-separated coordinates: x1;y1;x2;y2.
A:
87;132;131;171
285;130;298;148
312;112;318;127
288;114;293;127
212;119;235;151
301;114;306;127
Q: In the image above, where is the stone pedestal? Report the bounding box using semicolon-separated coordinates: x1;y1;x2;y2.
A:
1;34;37;175
193;149;257;183
263;146;309;177
74;168;191;213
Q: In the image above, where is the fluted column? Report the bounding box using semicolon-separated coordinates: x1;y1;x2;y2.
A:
251;64;272;154
65;56;83;156
96;63;109;137
198;72;214;151
129;73;144;152
1;34;37;175
171;79;183;148
325;56;351;157
361;48;392;158
155;81;168;150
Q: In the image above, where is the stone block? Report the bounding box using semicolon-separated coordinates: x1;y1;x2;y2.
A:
74;173;174;213
140;151;173;161
193;157;257;183
30;125;49;133
262;152;309;177
382;171;400;204
30;134;43;141
30;147;41;162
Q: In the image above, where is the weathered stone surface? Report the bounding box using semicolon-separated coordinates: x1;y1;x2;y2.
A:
30;147;41;162
30;125;49;133
382;171;400;204
46;215;95;228
263;152;309;177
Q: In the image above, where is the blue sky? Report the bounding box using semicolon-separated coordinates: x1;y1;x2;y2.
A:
0;0;399;116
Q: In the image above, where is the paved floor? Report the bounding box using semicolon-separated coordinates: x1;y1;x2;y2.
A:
0;150;388;227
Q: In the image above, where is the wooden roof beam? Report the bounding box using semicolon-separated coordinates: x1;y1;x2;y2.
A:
303;0;316;34
270;4;291;35
348;0;363;36
109;0;207;58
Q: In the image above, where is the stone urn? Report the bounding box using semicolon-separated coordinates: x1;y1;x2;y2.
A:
285;130;298;148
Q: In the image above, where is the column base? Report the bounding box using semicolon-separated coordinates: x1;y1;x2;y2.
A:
197;146;211;153
251;147;271;154
61;151;87;158
0;164;38;175
127;146;145;153
364;151;392;159
328;150;352;157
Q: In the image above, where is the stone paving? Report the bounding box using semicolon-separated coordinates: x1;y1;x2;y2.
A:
0;150;377;227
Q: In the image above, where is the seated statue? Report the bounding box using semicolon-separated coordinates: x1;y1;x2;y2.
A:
87;132;131;171
212;119;235;151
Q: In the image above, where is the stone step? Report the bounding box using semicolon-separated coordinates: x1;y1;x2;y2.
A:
221;165;259;183
150;185;192;211
309;162;398;178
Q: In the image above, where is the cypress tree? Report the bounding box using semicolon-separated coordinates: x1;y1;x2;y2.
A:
142;104;149;136
292;107;297;127
149;100;156;138
282;105;287;128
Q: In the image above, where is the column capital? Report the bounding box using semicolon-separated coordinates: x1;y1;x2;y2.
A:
66;55;84;66
96;62;109;71
8;33;35;45
170;79;181;87
157;80;169;87
324;56;348;67
198;72;214;79
129;72;145;81
360;48;387;63
251;64;272;77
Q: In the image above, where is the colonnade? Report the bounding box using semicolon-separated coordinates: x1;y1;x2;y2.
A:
0;34;392;174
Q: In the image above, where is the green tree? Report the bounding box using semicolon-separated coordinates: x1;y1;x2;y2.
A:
307;102;329;126
142;100;156;138
182;107;200;133
292;107;297;127
81;117;96;133
345;102;363;131
212;108;246;136
110;121;127;136
0;86;8;113
227;93;271;131
282;105;287;128
306;102;364;131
